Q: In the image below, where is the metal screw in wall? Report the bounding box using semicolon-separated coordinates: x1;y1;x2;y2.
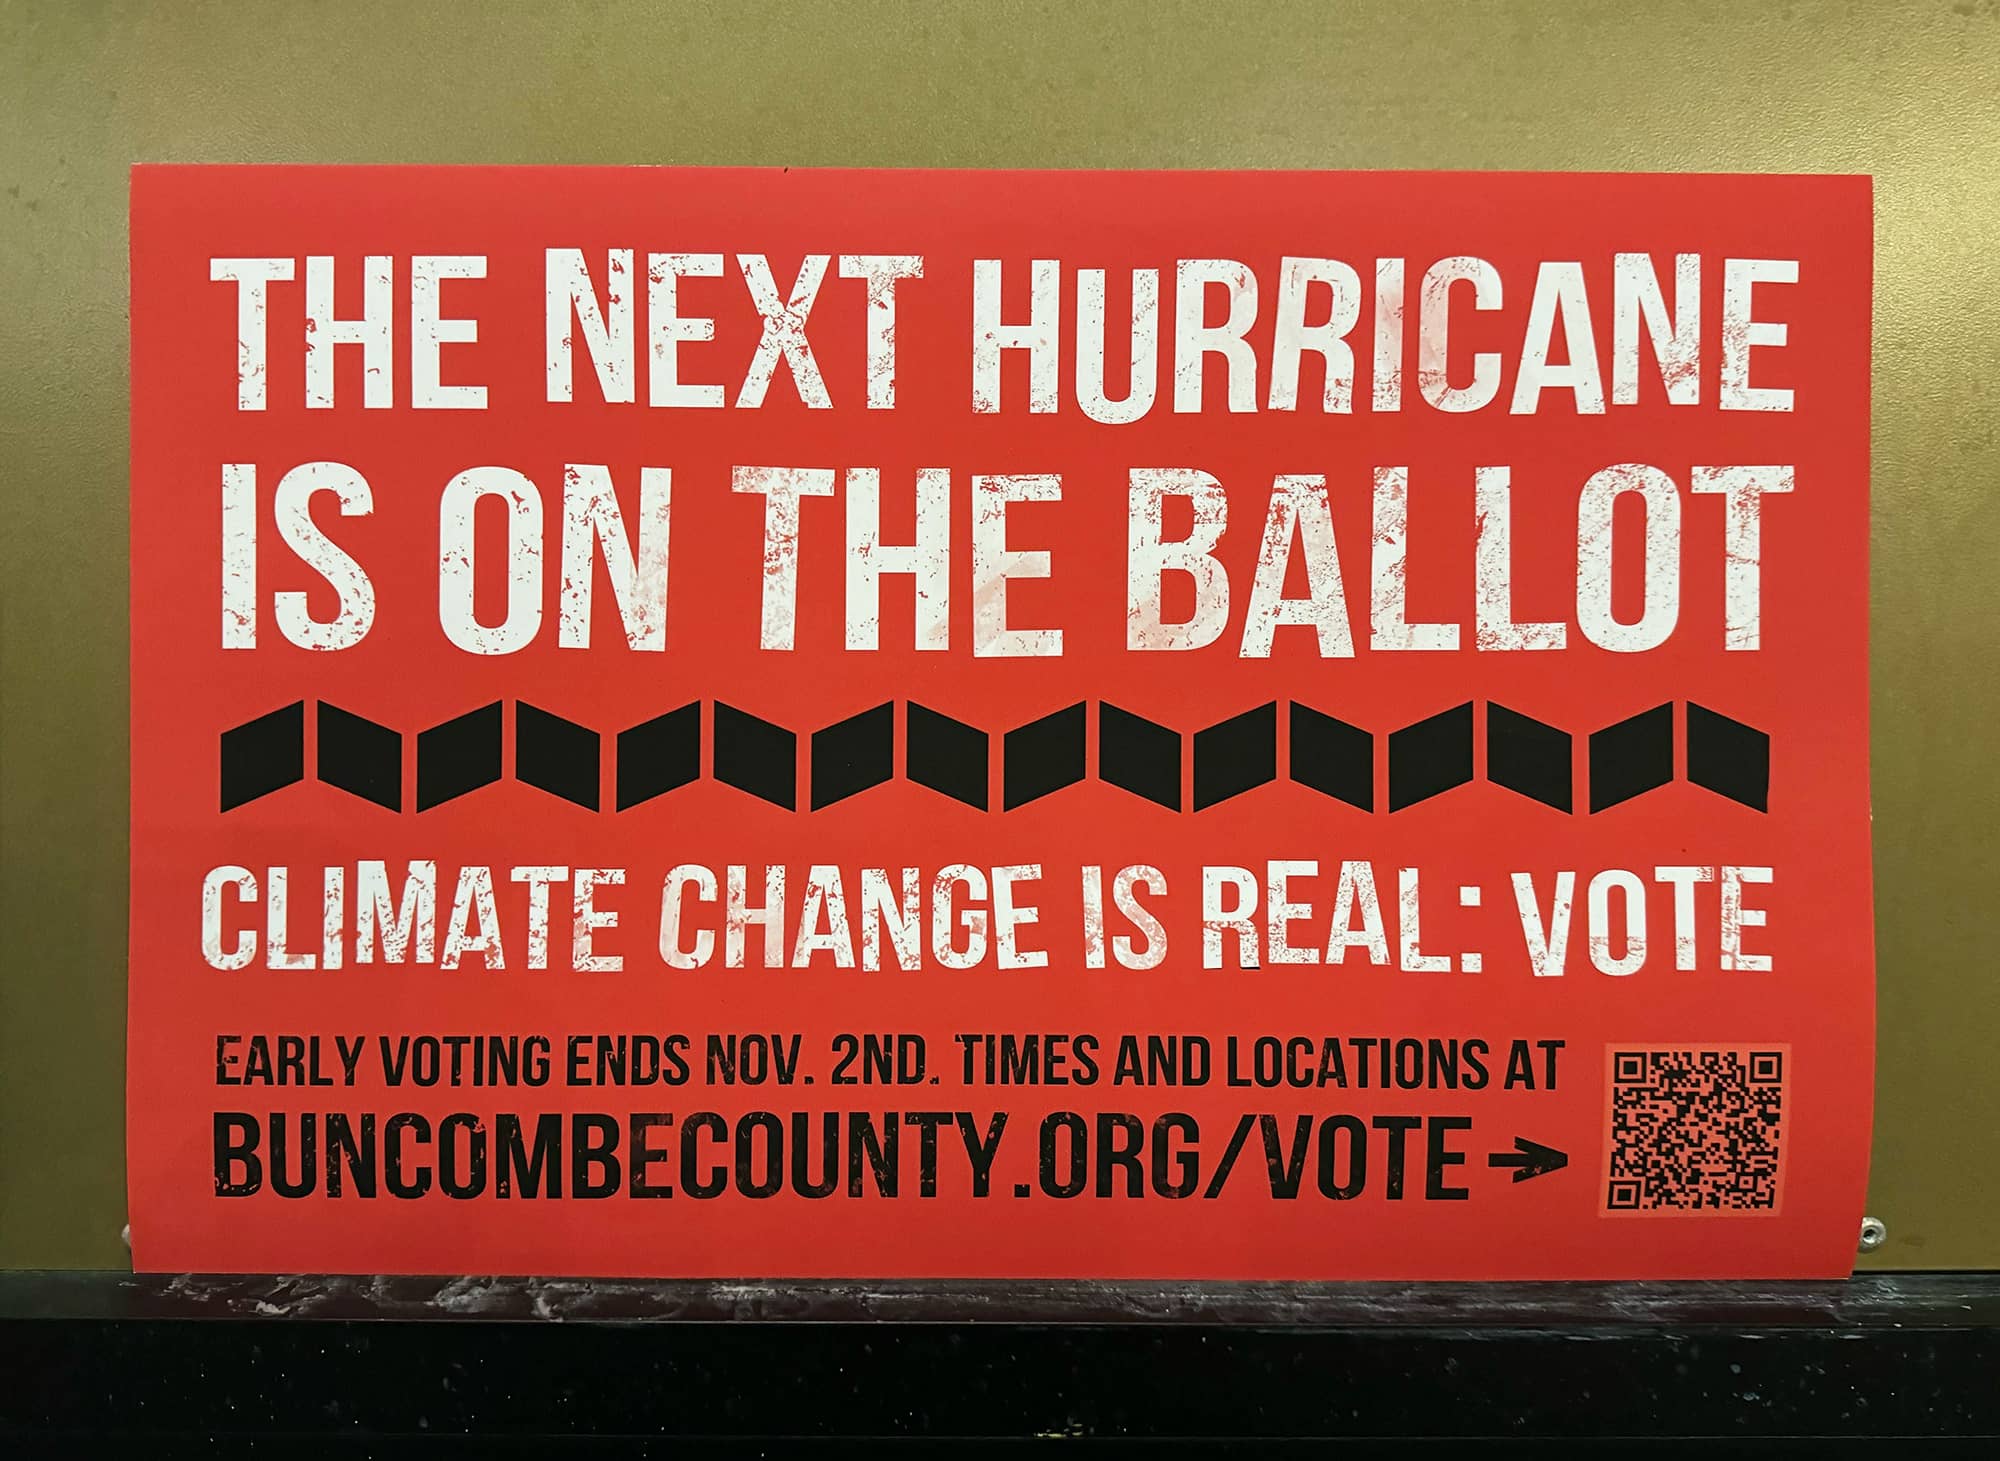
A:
1858;1216;1888;1253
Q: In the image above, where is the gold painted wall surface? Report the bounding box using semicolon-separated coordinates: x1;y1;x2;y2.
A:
1;0;1994;1270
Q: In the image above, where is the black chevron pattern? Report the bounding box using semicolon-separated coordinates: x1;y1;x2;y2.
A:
217;699;1771;816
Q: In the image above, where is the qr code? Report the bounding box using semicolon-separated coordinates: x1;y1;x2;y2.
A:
1604;1047;1786;1214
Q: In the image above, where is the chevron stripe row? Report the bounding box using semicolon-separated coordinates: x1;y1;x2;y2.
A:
217;698;1769;816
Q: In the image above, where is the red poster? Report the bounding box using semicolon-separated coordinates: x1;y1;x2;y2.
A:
129;166;1874;1279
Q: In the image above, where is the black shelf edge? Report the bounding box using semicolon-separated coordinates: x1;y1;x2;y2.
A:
3;1272;1995;1444
3;1269;1999;1327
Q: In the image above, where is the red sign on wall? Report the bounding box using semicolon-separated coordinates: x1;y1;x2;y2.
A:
129;166;1874;1279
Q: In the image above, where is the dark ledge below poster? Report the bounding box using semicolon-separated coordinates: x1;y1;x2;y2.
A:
1;1271;1995;1448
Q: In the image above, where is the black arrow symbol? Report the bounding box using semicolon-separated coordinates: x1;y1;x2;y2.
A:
1488;1136;1568;1183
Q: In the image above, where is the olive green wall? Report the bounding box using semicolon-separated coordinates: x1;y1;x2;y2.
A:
2;0;1995;1269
